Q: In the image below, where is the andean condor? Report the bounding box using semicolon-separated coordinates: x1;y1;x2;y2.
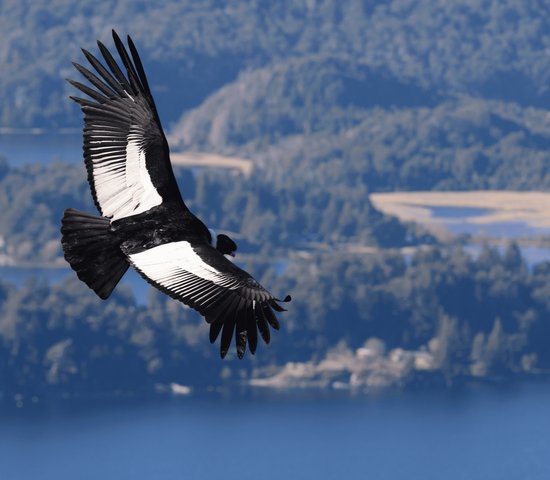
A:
60;30;290;359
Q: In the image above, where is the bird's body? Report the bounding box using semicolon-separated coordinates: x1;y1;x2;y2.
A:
61;31;289;359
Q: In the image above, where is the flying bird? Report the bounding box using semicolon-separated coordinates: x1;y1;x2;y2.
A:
61;30;290;359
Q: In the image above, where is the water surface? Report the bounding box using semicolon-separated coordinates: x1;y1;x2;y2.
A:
0;132;81;165
1;383;549;480
0;266;150;305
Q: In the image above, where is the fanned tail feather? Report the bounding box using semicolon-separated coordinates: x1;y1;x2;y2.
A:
61;208;128;299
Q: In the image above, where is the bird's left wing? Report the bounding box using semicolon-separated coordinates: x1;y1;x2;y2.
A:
124;241;289;358
68;30;185;221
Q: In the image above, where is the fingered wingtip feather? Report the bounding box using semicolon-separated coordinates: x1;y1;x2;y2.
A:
245;306;257;355
126;33;154;100
110;29;144;96
274;294;291;303
262;303;280;331
270;295;291;312
255;305;270;345
68;95;92;106
112;29;124;49
209;317;223;344
236;313;247;360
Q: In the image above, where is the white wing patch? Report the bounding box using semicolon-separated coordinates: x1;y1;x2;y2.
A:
123;126;162;219
87;125;162;221
129;241;241;295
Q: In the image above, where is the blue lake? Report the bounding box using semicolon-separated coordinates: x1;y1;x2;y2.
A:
0;266;152;306
427;204;550;239
1;383;549;480
0;131;82;165
446;220;550;239
429;205;492;219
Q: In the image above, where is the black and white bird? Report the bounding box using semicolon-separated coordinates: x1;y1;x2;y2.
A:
61;30;290;359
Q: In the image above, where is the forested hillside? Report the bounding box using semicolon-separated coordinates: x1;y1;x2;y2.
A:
1;156;550;396
2;243;550;395
0;161;429;265
4;1;550;189
1;1;550;397
3;1;550;126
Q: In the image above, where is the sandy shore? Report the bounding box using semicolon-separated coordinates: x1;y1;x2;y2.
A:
170;152;253;176
370;191;550;231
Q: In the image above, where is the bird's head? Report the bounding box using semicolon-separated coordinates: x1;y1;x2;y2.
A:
216;234;237;257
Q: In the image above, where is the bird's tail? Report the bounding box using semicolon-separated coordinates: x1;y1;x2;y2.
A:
60;208;129;299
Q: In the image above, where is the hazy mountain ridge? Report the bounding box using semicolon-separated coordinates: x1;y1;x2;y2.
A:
174;80;550;190
169;56;437;149
5;1;550;191
3;0;550;127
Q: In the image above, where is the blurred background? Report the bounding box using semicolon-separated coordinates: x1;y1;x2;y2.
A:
1;1;550;479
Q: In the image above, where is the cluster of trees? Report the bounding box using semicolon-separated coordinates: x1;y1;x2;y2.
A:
173;70;550;190
269;244;550;377
1;243;549;396
0;161;91;264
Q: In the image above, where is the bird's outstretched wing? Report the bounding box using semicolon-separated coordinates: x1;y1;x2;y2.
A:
124;240;290;358
68;30;185;221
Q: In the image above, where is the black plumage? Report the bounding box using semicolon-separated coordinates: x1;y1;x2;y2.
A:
61;30;290;359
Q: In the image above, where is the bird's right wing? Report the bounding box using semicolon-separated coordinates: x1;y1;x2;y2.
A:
68;30;185;221
125;240;290;359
